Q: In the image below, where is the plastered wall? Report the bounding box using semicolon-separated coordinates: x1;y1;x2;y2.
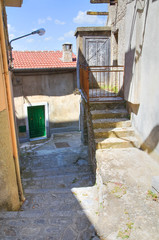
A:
125;0;159;160
0;110;20;210
108;0;159;160
13;70;80;140
0;27;20;210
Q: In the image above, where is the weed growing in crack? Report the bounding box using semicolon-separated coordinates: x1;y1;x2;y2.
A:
111;184;127;198
146;190;158;201
72;177;79;184
117;222;134;239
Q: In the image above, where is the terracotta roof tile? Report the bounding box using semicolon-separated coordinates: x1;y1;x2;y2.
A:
12;51;76;69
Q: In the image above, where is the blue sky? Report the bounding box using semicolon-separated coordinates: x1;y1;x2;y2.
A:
6;0;108;54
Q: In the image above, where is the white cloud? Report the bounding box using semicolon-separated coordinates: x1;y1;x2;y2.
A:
54;19;66;25
9;33;15;40
8;24;15;32
64;30;74;38
44;37;52;41
58;30;74;43
38;16;52;25
73;10;105;25
47;16;52;21
26;38;34;43
58;36;65;42
38;18;46;24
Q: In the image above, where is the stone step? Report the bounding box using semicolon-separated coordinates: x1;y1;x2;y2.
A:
21;186;98;213
91;108;128;120
22;172;94;190
21;169;93;181
0;208;91;220
94;127;135;138
95;136;139;149
24;187;76;194
92;118;131;129
89;99;125;111
0;209;95;240
20;151;89;170
20;189;82;212
22;164;92;179
21;145;88;161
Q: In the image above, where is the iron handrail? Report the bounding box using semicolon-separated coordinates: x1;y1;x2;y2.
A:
80;65;124;101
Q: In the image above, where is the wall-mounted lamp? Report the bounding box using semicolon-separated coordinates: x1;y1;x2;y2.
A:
9;28;45;68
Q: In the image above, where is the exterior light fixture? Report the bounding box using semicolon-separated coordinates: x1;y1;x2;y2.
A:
30;28;46;36
9;28;46;67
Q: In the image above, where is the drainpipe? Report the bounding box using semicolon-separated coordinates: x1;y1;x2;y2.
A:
0;3;25;203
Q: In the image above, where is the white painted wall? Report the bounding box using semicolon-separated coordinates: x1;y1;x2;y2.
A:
124;0;159;159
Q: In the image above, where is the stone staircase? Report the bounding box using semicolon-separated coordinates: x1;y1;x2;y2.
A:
0;134;100;240
87;99;141;239
90;99;139;150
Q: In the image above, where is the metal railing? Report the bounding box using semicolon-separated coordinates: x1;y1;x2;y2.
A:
80;65;89;101
80;65;124;102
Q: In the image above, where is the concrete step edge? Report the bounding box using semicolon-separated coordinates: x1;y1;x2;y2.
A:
89;98;125;104
22;172;94;182
93;127;134;133
91;109;128;115
0;209;88;219
95;136;138;143
92;118;130;124
21;165;91;174
21;146;88;157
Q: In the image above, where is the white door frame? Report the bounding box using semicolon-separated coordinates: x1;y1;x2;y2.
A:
24;102;49;141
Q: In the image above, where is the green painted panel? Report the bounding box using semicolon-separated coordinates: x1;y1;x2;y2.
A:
19;125;26;133
27;105;46;139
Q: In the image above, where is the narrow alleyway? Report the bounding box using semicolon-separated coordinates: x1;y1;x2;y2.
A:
1;131;159;240
0;132;100;240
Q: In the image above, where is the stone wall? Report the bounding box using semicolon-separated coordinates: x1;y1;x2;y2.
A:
80;98;96;174
107;0;127;65
80;98;88;145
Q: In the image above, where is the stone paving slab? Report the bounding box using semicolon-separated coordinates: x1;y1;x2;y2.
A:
22;165;91;179
0;209;98;240
96;148;159;240
0;132;100;240
22;174;94;190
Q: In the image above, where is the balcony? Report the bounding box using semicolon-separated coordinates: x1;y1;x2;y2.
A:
80;65;124;102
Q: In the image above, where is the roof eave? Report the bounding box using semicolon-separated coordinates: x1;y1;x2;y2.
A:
13;67;77;73
5;0;23;7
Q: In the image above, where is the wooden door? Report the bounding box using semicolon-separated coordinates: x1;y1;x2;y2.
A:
27;105;46;139
85;37;110;66
85;37;111;92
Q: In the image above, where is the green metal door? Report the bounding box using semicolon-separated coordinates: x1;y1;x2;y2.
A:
27;105;46;139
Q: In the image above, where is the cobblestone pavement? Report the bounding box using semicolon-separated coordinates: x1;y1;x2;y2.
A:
0;132;100;240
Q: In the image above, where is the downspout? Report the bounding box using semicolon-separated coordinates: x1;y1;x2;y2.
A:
0;2;25;203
